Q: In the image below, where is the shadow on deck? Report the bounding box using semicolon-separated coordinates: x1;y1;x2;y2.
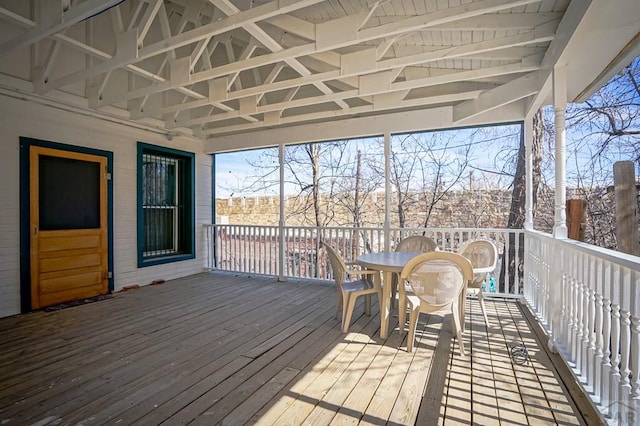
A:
0;272;589;425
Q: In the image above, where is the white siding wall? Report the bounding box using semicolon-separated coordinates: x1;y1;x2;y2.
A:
0;96;212;318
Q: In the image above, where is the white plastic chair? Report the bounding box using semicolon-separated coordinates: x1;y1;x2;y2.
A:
399;252;473;354
395;235;438;253
457;239;498;327
391;235;438;308
323;243;381;333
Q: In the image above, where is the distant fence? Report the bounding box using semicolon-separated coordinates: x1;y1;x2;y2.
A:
204;224;525;297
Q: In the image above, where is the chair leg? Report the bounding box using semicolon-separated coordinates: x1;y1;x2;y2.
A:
478;290;490;327
336;290;343;319
342;294;359;333
341;292;350;326
459;290;466;333
364;293;371;316
406;303;420;352
398;291;407;335
451;302;466;357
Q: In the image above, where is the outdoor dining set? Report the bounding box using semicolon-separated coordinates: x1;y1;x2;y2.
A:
323;237;499;355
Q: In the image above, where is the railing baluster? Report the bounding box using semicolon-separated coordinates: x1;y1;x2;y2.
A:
237;225;241;272
587;257;597;392
601;260;613;414
246;225;249;272
242;225;247;273
575;253;585;376
230;224;234;271
620;267;632;407
594;258;604;403
581;253;591;383
631;269;640;401
236;225;240;272
610;264;622;422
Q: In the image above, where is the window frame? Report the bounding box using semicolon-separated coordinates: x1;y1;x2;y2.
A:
137;142;195;267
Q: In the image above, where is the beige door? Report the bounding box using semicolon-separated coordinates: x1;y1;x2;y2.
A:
30;146;109;309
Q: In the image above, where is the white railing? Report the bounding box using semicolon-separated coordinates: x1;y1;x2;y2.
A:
204;224;525;297
525;229;640;424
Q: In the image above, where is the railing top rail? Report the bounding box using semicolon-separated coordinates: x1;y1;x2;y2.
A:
205;223;524;234
526;229;640;271
393;227;524;234
204;223;279;228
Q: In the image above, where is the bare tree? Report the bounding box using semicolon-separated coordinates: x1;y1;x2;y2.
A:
500;112;543;293
562;58;640;250
238;139;383;230
568;58;640;163
374;132;474;229
387;134;422;228
414;132;472;228
242;142;343;227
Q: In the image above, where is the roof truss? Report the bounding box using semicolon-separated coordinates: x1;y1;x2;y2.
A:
0;0;633;141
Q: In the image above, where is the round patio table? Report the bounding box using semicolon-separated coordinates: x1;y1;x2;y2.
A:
356;251;421;339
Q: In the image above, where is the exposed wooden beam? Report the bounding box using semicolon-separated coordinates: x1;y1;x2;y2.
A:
99;28;553;108
372;12;562;31
197;89;486;137
0;3;204;102
0;0;124;58
357;0;542;46
210;0;349;109
173;81;496;129
172;62;538;129
264;14;316;41
453;71;541;122
137;0;163;46
96;0;543;108
203;103;526;152
525;0;594;116
43;0;326;93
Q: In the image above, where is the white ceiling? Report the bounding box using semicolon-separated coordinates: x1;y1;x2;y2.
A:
0;0;638;150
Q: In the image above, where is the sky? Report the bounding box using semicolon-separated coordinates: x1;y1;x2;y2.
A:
214;120;638;199
214;124;522;198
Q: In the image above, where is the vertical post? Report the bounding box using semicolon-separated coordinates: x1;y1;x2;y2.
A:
278;143;286;282
353;150;361;259
553;65;568;239
524;117;534;231
211;153;217;269
613;161;639;256
384;132;391;251
548;64;568;353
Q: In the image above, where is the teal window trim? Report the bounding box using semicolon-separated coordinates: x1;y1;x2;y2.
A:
137;142;195;267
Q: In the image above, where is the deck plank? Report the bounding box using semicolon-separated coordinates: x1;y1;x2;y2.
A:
0;272;590;426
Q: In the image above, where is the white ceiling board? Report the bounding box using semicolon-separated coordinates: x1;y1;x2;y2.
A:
0;0;636;148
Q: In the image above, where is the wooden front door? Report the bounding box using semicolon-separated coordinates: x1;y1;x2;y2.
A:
29;146;109;309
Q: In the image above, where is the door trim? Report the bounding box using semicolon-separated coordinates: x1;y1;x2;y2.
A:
20;137;114;312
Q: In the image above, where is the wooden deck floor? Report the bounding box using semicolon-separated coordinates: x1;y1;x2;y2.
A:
0;272;587;425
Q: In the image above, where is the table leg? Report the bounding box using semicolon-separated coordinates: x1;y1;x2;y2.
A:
459;284;467;333
380;270;393;339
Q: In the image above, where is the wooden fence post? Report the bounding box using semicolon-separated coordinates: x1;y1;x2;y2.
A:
566;199;586;241
613;161;639;256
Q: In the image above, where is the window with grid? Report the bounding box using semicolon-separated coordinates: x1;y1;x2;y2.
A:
137;143;195;267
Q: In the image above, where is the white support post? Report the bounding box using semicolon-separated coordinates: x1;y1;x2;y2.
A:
524;117;534;231
278;143;286;282
553;64;568;239
547;64;569;353
384;132;391;251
